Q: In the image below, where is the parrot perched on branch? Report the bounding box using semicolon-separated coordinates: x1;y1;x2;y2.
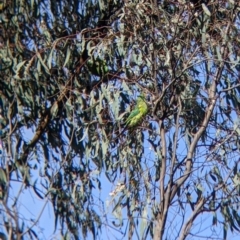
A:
113;95;148;141
125;95;148;127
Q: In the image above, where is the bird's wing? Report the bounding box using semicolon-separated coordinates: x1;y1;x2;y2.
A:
127;113;143;127
125;107;140;126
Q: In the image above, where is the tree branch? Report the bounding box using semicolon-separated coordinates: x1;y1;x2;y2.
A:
18;79;72;164
170;19;232;206
179;197;205;240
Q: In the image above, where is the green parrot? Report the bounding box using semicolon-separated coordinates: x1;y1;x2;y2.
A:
125;95;148;127
113;95;148;141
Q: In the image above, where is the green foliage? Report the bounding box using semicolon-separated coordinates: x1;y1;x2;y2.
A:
0;0;239;239
87;57;109;77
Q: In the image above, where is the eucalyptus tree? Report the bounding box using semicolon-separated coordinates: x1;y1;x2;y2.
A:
0;0;240;239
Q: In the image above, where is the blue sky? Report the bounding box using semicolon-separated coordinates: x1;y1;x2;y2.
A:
1;0;240;239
